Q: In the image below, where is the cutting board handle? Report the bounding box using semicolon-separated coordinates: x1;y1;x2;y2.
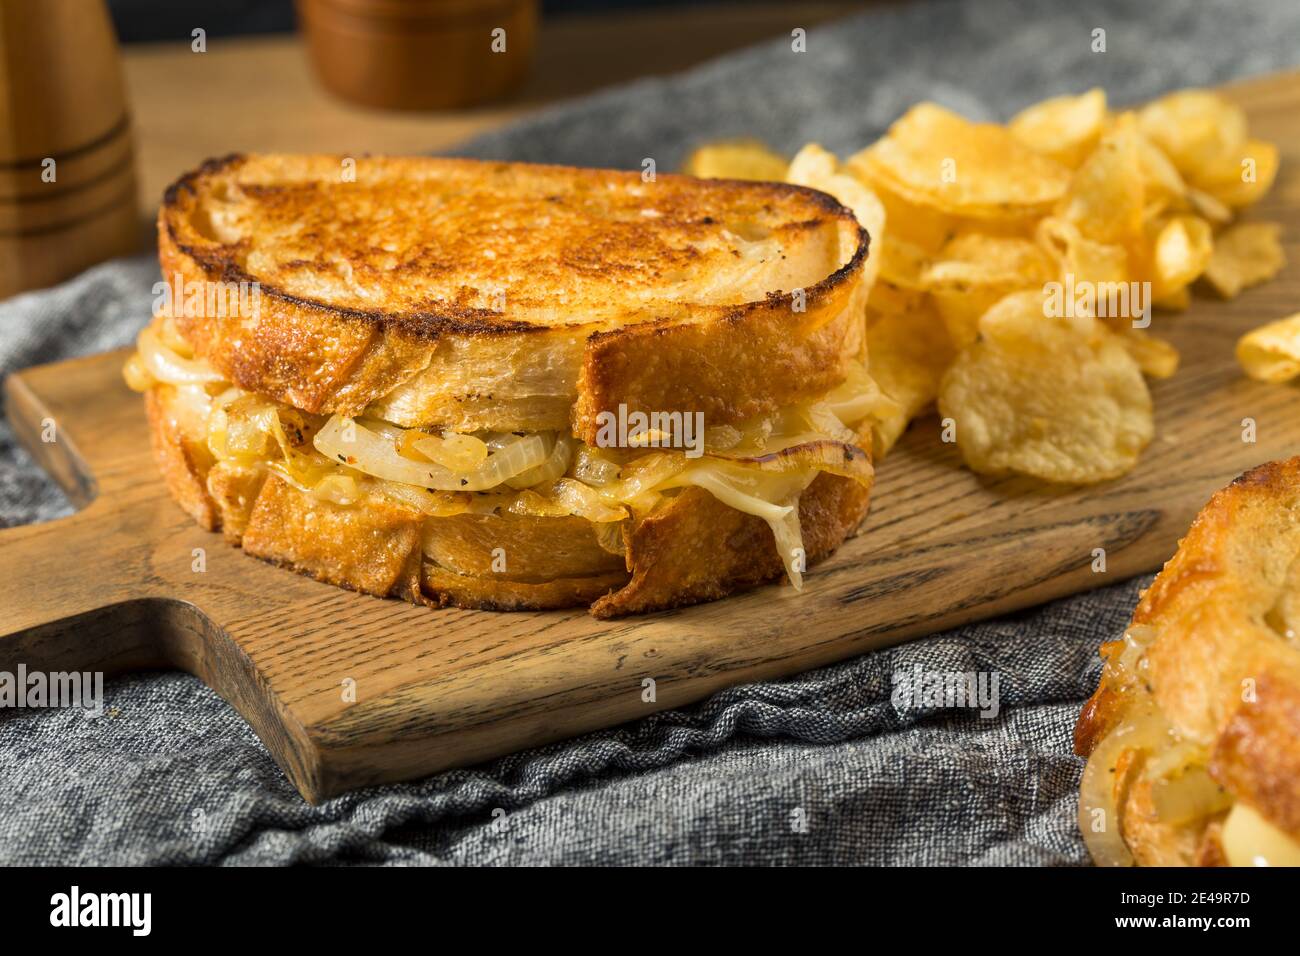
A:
0;370;161;672
0;509;165;672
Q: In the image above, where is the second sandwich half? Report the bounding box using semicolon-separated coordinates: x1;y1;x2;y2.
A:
126;154;882;617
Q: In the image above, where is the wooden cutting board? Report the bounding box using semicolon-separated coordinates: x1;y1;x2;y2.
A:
2;71;1298;804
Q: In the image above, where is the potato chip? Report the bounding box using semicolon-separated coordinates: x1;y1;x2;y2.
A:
1140;194;1169;225
1237;312;1300;383
1009;89;1107;168
1153;286;1191;312
1137;90;1247;181
1203;221;1287;298
1036;217;1129;288
784;142;838;184
866;301;955;456
1185;187;1232;226
857;219;934;316
1150;214;1214;296
928;233;1058;284
1112;326;1180;379
922;234;1057;346
1057;113;1145;245
846;153;955;251
929;291;994;350
786;143;886;290
1118;212;1211;308
854;102;1071;219
1135;127;1187;202
721;84;1288;486
681;139;788;181
867;279;926;316
1196;138;1280;208
937;290;1154;483
877;234;931;290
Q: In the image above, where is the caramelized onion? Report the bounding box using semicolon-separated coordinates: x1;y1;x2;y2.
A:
379;483;472;517
137;326;225;385
314;416;549;492
667;465;797;524
573;446;623;486
823;360;893;426
597;454;686;511
1149;765;1232;826
506;435;573;489
505;488;572;519
411;432;489;471
1078;708;1172;867
594;519;627;556
160;349;875;592
473;433;550;487
549;478;628;522
311;474;360;506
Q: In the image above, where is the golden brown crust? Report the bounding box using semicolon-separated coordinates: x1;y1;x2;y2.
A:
144;386;219;531
419;564;629;613
1209;671;1300;837
1072;640;1126;756
1075;457;1300;864
421;511;626;583
572;277;867;445
204;461;267;543
1194;822;1228;867
144;383;872;617
592;467;871;618
242;478;427;600
1120;756;1210;867
158;153;869;435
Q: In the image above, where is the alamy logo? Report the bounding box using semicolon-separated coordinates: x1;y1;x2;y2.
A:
152;271;261;320
594;403;705;459
50;886;151;936
890;664;1001;718
1043;274;1151;326
0;665;102;716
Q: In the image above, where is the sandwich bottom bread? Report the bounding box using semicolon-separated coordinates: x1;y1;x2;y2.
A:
129;316;878;618
1075;457;1300;866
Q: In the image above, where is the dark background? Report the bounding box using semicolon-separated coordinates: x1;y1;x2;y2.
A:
106;0;738;43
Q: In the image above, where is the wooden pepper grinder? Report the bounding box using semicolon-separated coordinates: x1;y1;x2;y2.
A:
297;0;539;111
0;0;139;300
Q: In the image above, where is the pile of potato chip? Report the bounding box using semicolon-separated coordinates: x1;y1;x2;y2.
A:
683;87;1287;484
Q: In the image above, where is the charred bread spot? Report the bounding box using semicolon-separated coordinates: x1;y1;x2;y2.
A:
161;152;246;208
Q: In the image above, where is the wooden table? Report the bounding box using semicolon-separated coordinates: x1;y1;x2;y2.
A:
121;2;869;236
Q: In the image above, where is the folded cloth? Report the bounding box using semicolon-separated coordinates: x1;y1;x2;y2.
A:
1;0;1297;865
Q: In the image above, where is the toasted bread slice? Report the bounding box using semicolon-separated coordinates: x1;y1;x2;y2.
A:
144;381;872;617
1075;458;1300;866
158;154;869;439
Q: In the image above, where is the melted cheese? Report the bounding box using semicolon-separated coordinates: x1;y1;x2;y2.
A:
1222;802;1300;867
126;327;881;587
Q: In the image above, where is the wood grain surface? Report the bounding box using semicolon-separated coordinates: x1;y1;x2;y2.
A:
1;70;1298;803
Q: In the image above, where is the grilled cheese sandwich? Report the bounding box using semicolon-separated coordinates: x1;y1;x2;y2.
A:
130;154;879;616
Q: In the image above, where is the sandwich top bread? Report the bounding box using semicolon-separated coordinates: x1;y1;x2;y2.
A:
1076;457;1300;866
129;154;883;617
158;154;868;439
